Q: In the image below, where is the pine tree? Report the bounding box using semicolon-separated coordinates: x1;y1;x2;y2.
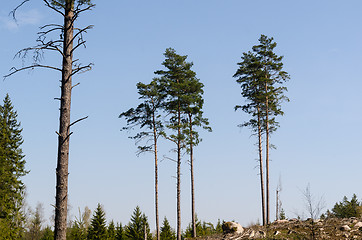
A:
0;94;28;238
120;80;164;240
234;51;267;225
87;204;107;240
124;206;152;240
6;1;95;238
234;34;289;225
154;48;200;240
160;217;176;240
182;74;211;237
252;35;289;224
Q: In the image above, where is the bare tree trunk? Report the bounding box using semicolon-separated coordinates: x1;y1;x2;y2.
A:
152;112;160;240
276;189;279;221
257;106;266;226
189;114;196;238
265;82;270;225
177;102;181;240
54;2;74;240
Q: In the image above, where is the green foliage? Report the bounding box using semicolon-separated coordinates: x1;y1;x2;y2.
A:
50;0;93;8
124;206;152;240
0;94;28;239
233;34;289;133
68;206;91;240
279;208;286;220
87;204;107;240
155;47;200;143
119;80;164;154
107;220;116;239
331;194;362;218
183;215;220;238
160;217;176;240
40;226;54;240
115;222;125;240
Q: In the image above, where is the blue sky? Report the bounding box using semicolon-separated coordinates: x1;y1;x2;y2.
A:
1;0;362;230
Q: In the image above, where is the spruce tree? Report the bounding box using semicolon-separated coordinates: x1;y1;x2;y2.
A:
107;220;116;239
124;206;152;240
160;217;176;240
0;94;28;238
115;223;124;240
87;204;107;240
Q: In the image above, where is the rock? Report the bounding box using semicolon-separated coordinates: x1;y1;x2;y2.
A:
222;221;244;234
275;219;289;224
354;222;362;228
340;225;351;231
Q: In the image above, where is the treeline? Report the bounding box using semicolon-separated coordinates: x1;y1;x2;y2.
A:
22;204;223;240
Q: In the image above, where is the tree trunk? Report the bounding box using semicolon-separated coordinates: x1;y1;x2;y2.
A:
265;82;270;225
54;2;74;240
152;111;160;240
276;189;279;221
177;101;181;240
257;106;266;226
189;114;196;238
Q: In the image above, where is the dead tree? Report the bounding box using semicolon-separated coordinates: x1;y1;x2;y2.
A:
5;1;94;239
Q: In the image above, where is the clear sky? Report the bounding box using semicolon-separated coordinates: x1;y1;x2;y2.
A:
1;0;362;231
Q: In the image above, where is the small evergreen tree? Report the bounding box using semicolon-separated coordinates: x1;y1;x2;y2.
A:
40;226;54;240
160;217;176;240
125;206;152;240
331;194;361;218
87;204;107;240
0;94;28;238
115;222;124;240
108;220;116;239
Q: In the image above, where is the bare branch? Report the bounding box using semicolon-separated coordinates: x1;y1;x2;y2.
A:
71;40;87;54
10;0;30;21
54;98;61;101
73;3;96;21
62;132;73;144
4;64;62;79
72;83;80;89
163;155;177;163
38;27;63;37
43;0;65;17
69;116;88;129
71;63;93;76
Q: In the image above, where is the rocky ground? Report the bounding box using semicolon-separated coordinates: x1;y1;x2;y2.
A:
188;218;362;240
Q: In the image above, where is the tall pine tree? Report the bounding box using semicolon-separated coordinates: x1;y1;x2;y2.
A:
120;80;164;240
180;69;211;237
154;48;200;240
6;1;95;238
234;35;289;224
0;94;28;239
